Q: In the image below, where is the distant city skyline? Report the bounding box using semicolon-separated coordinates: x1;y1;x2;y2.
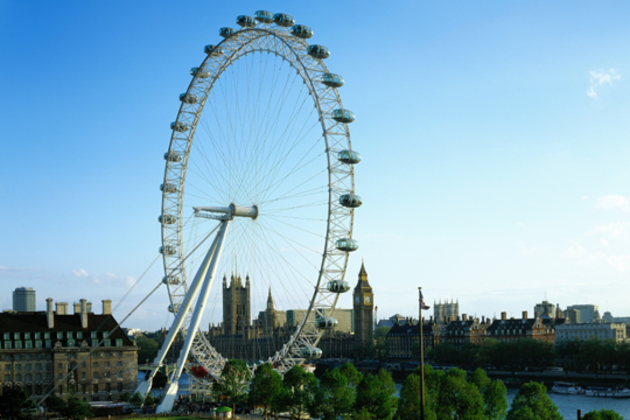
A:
1;1;630;330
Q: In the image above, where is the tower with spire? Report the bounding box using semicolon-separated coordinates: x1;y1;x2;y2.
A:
353;261;374;351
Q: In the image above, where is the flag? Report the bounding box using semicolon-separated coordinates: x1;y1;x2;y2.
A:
419;289;430;310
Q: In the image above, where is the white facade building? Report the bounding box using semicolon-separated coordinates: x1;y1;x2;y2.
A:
555;322;626;343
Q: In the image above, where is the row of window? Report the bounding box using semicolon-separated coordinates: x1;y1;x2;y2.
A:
3;351;124;361
2;331;110;341
2;338;124;349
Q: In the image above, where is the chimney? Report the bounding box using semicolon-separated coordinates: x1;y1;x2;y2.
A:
56;302;68;315
46;298;54;329
87;302;92;313
556;309;562;319
462;314;467;321
74;303;81;314
80;299;88;329
522;311;528;320
449;314;454;322
102;299;112;315
482;315;485;323
501;312;507;321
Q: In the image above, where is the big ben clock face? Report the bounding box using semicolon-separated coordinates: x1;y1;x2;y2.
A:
364;295;372;305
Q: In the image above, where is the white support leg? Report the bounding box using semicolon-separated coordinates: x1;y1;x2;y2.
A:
156;220;230;414
135;230;222;400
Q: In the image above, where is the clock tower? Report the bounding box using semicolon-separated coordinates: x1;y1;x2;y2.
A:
353;261;373;350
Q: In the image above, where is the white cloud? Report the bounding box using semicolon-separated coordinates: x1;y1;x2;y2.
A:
126;276;136;287
592;221;630;239
581;196;589;200
587;69;620;98
72;268;89;278
106;272;117;279
601;238;609;246
597;195;630;212
563;245;586;259
93;278;101;284
606;254;630;271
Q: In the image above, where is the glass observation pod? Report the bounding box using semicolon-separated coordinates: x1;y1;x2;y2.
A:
237;15;256;28
254;10;273;23
159;245;177;255
337;149;361;164
291;24;313;39
190;67;210;78
339;194;362;208
327;280;350;293
170;121;190;132
308;44;330;60
336;238;359;252
160;183;178;193
162;276;180;285
316;316;338;330
167;304;181;313
204;44;224;55
273;13;294;27
158;214;176;224
300;347;323;359
220;27;235;38
164;152;182;163
321;73;344;88
179;93;198;104
331;109;355;123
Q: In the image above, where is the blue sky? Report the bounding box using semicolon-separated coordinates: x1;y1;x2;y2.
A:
1;1;629;330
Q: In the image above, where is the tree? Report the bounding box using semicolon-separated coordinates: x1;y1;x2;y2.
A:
135;334;159;363
483;380;508;420
395;373;435;420
506;381;562;420
354;369;397;420
316;367;354;420
213;359;251;413
63;396;94;420
279;364;318;420
339;362;363;388
120;391;132;402
144;394;155;406
249;363;283;420
374;326;391;359
0;386;34;420
582;408;624;420
130;391;144;406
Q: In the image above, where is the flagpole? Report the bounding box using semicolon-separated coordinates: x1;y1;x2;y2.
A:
418;287;425;420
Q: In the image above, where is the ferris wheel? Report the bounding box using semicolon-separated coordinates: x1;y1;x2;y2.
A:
137;10;362;412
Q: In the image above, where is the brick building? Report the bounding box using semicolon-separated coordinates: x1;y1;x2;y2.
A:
0;298;137;402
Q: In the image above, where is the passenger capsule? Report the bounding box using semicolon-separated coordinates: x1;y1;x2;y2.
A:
190;67;210;78
158;214;176;224
307;44;330;60
179;93;198;104
237;15;256;28
321;73;344;88
336;238;359;252
164;152;182;163
339;194;362;208
204;44;224;55
300;346;322;359
337;150;361;164
254;10;273;23
316;316;338;330
162;276;181;285
273;13;294;27
168;303;181;313
331;109;355;123
220;27;235;38
327;280;350;293
291;25;313;39
159;245;177;255
160;183;178;193
171;121;190;132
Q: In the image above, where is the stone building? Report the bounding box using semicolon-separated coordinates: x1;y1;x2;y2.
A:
486;311;556;344
566;304;600;323
555;322;627;343
441;315;490;347
0;298;137;402
386;319;442;359
433;299;459;324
